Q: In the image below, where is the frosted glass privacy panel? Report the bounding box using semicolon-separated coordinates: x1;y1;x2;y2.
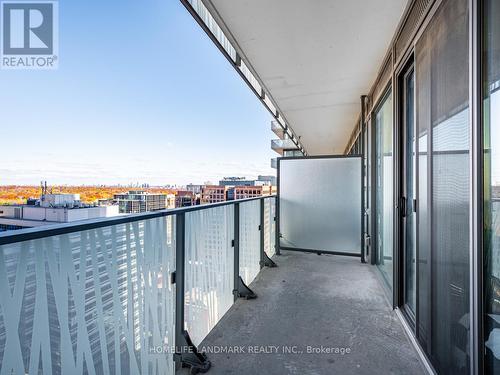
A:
279;157;362;254
239;200;261;285
184;205;234;346
0;216;176;375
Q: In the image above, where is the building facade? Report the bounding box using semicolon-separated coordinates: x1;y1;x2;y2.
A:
227;186;262;200
114;190;168;213
218;177;255;187
185;184;203;194
201;185;227;204
0;194;119;231
175;190;195;207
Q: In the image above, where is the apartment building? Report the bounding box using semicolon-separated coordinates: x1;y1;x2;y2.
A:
219;177;255;187
114;190;168;213
175;190;195;207
201;185;227;204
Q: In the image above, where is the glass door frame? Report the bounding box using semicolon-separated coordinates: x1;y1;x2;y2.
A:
395;54;418;329
403;64;417;322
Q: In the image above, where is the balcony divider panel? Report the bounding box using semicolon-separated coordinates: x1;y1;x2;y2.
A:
277;156;362;257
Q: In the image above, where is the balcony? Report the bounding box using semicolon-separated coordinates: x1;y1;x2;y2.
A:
0;194;426;375
271;139;299;156
0;0;489;372
271;121;285;140
179;250;424;375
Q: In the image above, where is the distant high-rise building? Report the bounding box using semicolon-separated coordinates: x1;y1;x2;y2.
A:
175;190;195;207
227;186;262;200
219;177;255;187
201;186;227;204
114;190;167;213
186;184;203;194
225;185;274;200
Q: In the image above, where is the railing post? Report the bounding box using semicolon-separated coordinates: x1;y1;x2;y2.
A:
275;196;281;255
174;212;185;358
260;198;265;268
233;202;257;299
233;202;240;301
173;212;211;373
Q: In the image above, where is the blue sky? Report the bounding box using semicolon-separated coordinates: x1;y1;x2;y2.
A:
0;0;275;186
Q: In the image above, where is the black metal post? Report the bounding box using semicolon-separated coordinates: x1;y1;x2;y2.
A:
174;212;185;354
361;96;367;264
260;199;265;268
233;203;240;301
370;113;377;266
275;194;281;255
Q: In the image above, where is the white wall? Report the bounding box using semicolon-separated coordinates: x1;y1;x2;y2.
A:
23;206;50;221
0;206;20;218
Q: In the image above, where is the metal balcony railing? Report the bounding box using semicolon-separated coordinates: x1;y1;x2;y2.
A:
0;196;277;375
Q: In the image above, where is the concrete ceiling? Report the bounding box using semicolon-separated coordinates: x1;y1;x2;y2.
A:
206;0;408;155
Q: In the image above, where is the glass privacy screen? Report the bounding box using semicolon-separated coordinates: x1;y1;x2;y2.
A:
278;157;362;255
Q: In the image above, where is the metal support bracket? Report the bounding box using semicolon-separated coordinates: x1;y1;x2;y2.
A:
174;330;211;374
260;252;277;268
233;275;257;300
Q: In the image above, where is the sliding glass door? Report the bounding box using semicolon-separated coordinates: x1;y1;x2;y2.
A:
483;0;500;372
415;0;470;373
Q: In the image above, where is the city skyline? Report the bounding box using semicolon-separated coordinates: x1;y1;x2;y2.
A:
0;0;276;186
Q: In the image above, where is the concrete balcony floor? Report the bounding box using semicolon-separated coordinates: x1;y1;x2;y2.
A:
184;251;425;375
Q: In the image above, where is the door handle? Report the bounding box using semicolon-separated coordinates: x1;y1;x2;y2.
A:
401;197;407;218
